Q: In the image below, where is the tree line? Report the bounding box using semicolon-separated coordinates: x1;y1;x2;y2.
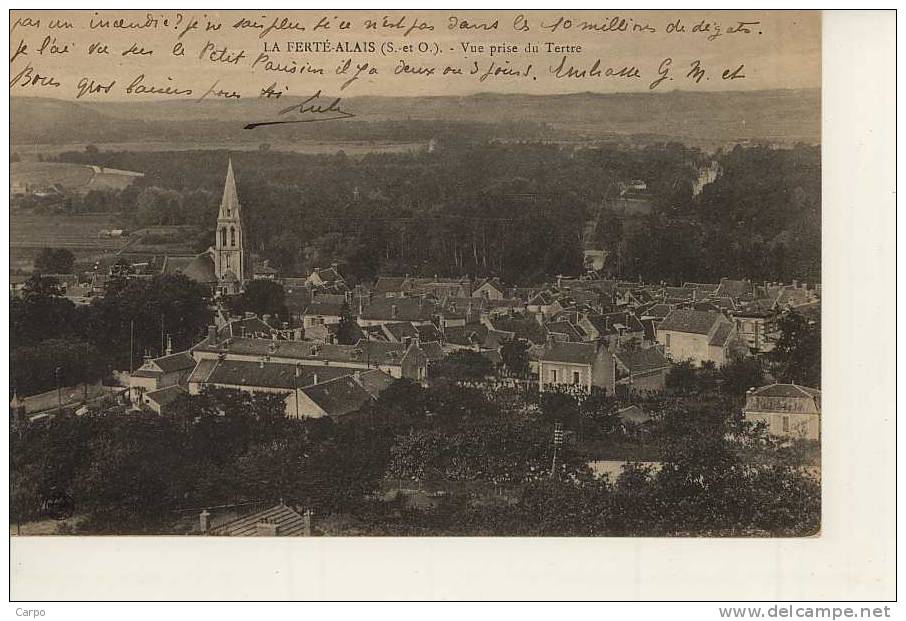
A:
48;141;818;286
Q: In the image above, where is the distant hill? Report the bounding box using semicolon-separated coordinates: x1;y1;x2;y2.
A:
11;89;819;148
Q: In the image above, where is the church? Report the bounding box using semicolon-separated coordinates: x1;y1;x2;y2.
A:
159;159;249;296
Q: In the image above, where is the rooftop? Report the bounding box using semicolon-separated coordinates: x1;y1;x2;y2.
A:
658;309;726;335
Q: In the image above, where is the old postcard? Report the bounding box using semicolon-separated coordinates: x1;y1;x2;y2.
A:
7;7;894;603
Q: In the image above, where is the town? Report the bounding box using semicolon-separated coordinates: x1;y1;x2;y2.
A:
10;149;821;537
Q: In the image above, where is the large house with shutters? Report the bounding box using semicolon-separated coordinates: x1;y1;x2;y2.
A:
743;383;821;440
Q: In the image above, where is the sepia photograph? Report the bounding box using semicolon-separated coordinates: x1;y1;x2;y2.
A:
8;9;823;539
5;7;896;606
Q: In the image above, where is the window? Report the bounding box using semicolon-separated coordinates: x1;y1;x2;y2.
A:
220;227;227;246
573;371;581;385
230;227;236;246
782;416;790;433
550;369;558;383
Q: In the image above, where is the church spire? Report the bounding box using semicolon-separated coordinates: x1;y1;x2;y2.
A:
218;158;240;220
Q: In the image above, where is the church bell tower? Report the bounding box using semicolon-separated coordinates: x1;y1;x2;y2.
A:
213;159;245;295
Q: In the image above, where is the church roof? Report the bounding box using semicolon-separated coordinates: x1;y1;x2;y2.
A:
182;253;218;284
218;158;241;221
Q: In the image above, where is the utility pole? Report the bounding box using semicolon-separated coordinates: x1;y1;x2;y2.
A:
129;320;134;373
294;365;301;419
55;366;63;415
550;422;563;479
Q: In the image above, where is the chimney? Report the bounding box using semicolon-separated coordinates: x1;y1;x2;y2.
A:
165;334;173;356
792;279;799;289
259;358;265;368
199;510;210;534
263;313;272;325
391;304;398;319
303;510;312;536
295;365;302;378
311;373;318;385
207;325;217;342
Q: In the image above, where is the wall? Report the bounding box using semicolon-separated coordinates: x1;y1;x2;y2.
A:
538;361;592;391
744;411;820;441
658;329;733;366
303;314;341;329
624;367;667;393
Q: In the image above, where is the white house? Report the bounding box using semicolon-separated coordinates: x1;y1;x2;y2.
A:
743;383;821;440
656;309;742;366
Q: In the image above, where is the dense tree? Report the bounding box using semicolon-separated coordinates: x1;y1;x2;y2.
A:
666;361;698;394
430;350;494;382
227;279;287;319
45;142;819;285
34;248;75;274
336;303;360;345
719;356;765;397
771;311;821;387
85;274;212;369
500;340;530;377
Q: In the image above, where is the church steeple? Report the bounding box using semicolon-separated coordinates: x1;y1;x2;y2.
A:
213;158;246;294
218;158;241;221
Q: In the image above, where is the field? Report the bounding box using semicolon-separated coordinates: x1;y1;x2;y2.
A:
10;213;129;271
11;161;143;192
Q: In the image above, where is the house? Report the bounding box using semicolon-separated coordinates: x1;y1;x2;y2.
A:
472;278;507;300
683;282;720;296
380;321;420;344
443;323;490;351
656;309;742;366
218;315;279;339
405;276;471;298
743;383;821;440
733;300;780;353
295;374;377;420
252;260;279;280
359;297;436;327
372;276;408;297
614;347;671;394
142;385;187;415
715;278;756;302
203;502;311;536
129;346;196;404
301;300;346;329
192;331;429;382
186;356;392;418
371;276;471;299
545;320;585;342
306;265;344;288
617;404;654;426
538;341;615;393
579;311;646;349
